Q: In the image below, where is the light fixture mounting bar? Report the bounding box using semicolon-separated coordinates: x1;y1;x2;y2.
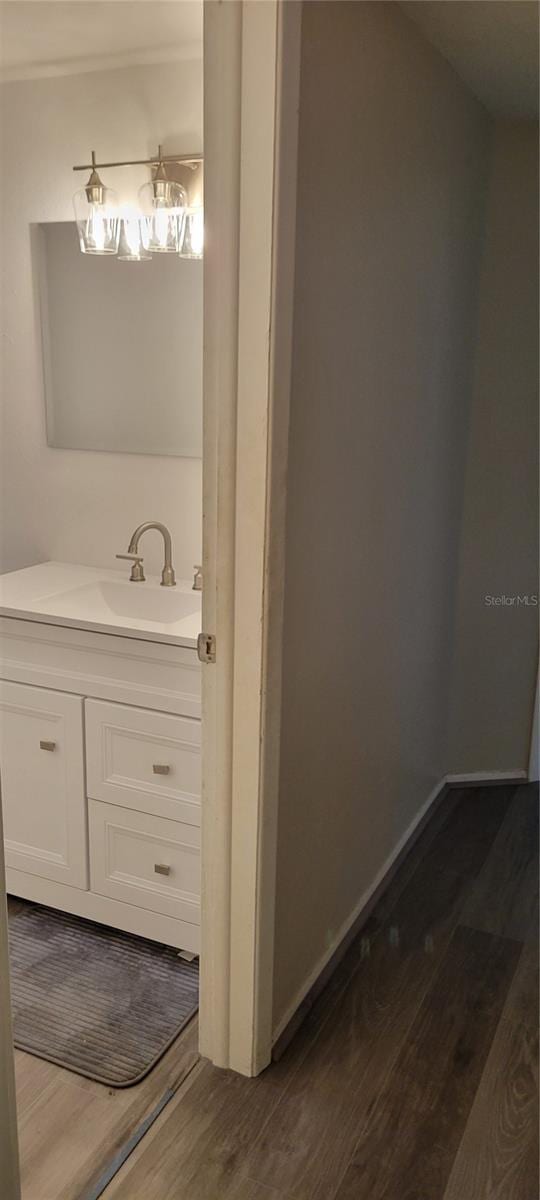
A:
73;154;202;173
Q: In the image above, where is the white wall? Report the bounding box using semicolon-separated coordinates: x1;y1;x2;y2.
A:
272;1;491;1034
0;59;202;579
447;120;539;773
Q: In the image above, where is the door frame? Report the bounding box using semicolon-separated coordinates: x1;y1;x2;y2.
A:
0;811;21;1200
200;0;301;1075
0;23;302;1182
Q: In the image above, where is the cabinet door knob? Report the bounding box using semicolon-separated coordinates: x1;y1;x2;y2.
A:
152;763;170;775
154;863;171;876
40;740;56;752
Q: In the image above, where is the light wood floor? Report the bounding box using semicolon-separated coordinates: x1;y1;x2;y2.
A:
13;784;538;1199
102;784;538;1200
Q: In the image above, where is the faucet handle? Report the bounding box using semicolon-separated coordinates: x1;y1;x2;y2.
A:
116;553;145;582
193;565;203;592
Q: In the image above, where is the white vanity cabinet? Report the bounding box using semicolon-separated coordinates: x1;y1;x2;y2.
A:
0;614;201;952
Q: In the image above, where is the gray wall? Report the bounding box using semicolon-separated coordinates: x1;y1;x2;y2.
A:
447;120;539;773
272;1;492;1033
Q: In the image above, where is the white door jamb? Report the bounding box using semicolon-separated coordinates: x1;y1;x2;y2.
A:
199;0;301;1076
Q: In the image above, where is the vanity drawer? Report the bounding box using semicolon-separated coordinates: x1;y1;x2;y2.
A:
89;800;200;925
85;699;200;825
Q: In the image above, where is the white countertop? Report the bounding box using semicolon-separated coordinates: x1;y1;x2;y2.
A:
0;561;202;649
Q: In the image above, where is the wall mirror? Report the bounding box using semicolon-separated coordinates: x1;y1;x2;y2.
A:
34;221;202;457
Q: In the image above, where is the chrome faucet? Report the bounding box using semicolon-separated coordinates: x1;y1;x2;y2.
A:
117;522;176;587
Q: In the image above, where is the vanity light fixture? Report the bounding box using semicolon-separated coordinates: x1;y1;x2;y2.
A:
72;147;203;260
73;151;119;255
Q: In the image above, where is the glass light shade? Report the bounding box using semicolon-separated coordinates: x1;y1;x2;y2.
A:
179;207;204;259
73;185;119;255
117;215;151;261
139;179;187;254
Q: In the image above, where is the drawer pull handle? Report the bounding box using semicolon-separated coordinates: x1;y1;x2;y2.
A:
154;863;171;876
40;740;56;752
153;763;170;775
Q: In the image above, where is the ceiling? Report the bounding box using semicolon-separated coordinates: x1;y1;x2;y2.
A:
401;1;539;119
2;0;537;116
0;1;203;81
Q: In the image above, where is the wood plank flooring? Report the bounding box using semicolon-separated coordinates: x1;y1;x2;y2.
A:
15;783;539;1200
101;782;539;1200
333;926;520;1199
461;786;539;945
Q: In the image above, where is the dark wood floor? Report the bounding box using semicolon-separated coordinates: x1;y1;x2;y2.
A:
104;783;539;1200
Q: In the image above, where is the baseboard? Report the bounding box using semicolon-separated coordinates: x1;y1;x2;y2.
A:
271;767;528;1057
444;770;527;786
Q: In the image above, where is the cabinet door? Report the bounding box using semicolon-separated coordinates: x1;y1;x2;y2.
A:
0;680;87;889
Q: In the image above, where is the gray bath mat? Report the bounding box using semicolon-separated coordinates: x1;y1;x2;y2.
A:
8;902;199;1087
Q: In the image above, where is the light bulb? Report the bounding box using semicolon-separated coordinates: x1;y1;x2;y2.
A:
179;208;204;259
90;210;106;252
118;213;151;261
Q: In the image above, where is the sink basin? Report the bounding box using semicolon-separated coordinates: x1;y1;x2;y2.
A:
0;561;202;647
38;580;200;626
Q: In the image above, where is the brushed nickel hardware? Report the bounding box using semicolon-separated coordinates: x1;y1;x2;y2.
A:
197;632;216;664
154;863;171;876
116;553;145;582
152;764;170;776
40;740;56;751
192;565;203;592
73;151;202;174
121;522;176;587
